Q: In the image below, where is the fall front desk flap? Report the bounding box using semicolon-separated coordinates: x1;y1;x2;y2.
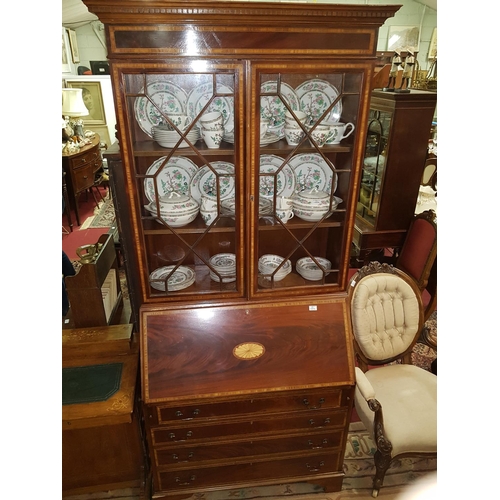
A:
141;297;355;403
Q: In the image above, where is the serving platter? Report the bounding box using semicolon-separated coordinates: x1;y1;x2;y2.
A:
134;80;188;138
259;154;296;199
288;153;338;194
187;82;234;133
260;80;300;136
144;156;198;202
189;162;235;203
295;79;342;124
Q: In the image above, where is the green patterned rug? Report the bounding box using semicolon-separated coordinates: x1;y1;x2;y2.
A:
80;196;115;229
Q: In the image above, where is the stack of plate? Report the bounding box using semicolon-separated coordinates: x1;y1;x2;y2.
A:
152;125;200;148
209;253;237;283
296;257;331;281
149;265;196;291
221;197;273;217
258;254;292;281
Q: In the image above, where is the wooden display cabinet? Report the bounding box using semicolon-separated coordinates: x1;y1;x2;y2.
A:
353;89;437;264
82;1;399;498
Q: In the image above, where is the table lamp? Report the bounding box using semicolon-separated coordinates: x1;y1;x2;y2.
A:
62;88;88;140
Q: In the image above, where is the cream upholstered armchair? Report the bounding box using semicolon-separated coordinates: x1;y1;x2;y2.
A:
348;262;437;497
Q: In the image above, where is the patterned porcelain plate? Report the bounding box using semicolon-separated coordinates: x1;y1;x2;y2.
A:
189;162;235;203
288;153;338;194
144;156;198;203
134;80;188;138
186;81;234;133
209;253;237;270
149;265;196;292
295;79;342;124
259;154;296;199
260;80;300;135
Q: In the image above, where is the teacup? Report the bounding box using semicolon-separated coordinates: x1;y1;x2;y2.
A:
285;110;308;126
276;209;294;223
309;125;332;148
199;111;224;130
284;126;305;146
276;196;294;210
165;113;192;131
201;127;224;148
260;119;269;139
323;121;355;144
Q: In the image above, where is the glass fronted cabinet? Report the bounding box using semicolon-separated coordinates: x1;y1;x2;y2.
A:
106;64;374;306
353;89;437;265
89;2;399;497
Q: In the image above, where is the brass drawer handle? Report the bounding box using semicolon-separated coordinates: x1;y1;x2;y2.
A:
172;452;194;462
175;474;196;486
308;417;330;427
168;430;193;442
302;397;325;409
307;438;328;449
306;461;325;472
175;409;200;419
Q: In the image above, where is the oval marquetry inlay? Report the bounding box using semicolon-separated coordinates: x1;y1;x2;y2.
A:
232;342;265;360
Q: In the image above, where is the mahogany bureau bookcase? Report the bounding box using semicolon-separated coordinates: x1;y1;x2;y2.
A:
82;1;400;498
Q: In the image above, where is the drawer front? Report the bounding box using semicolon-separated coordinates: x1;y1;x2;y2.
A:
71;148;100;167
73;163;96;192
154;429;343;467
149;390;344;425
151;409;347;446
157;453;341;492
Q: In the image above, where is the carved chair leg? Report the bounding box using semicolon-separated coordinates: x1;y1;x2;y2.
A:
372;448;392;497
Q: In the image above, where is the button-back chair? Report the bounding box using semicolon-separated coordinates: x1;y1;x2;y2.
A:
348;262;437;497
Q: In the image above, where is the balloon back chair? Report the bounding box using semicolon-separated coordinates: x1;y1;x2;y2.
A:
348;262;437;497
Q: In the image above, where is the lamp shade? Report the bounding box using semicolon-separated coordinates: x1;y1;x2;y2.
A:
62;88;88;117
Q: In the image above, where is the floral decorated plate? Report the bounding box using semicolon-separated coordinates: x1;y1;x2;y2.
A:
144;156;198;203
189;162;235;203
149;265;196;292
288;153;338;194
260;80;300;136
259;154;296;199
295;79;342;124
187;82;234;133
134;80;188;138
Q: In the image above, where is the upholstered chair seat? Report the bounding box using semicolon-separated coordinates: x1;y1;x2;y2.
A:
348;262;437;497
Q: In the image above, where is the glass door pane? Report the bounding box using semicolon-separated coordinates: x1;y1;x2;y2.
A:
120;67;244;301
251;69;363;296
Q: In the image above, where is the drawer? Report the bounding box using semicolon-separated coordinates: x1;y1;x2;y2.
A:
71;148;100;167
157;452;341;492
73;163;96;192
148;390;344;425
154;429;343;467
151;408;347;446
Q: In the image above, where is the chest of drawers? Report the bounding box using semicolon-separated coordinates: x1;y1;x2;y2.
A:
62;134;102;226
141;297;355;499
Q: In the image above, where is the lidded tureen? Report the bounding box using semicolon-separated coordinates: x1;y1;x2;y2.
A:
145;191;199;227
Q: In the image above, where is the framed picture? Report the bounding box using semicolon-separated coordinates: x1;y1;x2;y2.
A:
428;28;437;59
62;27;71;73
387;25;420;53
67;29;80;64
66;81;107;125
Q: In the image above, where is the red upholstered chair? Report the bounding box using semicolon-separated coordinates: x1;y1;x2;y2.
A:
395;209;437;325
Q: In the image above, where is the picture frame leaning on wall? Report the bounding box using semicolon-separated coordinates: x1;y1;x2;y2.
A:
67;29;80;64
62;28;71;73
66;81;107;126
